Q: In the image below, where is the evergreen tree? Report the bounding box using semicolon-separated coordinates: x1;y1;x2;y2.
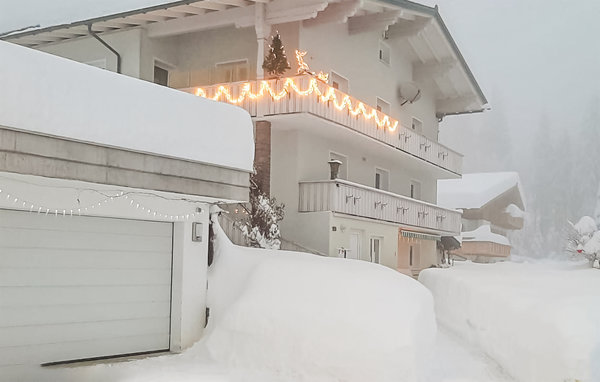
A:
262;32;290;78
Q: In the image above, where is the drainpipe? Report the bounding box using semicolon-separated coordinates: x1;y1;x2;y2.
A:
87;24;121;74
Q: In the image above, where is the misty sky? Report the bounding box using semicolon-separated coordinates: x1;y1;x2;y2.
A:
1;0;599;165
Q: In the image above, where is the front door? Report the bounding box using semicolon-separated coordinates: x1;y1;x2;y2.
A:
348;232;361;260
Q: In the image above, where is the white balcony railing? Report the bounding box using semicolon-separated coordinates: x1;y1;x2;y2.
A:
298;179;462;235
180;75;462;175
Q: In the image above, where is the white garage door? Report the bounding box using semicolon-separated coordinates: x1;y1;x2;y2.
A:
0;209;173;367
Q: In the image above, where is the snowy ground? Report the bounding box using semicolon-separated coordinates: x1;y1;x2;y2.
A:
5;218;519;382
11;326;515;382
420;261;600;382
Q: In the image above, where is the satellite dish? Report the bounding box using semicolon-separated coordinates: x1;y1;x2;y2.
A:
397;82;422;105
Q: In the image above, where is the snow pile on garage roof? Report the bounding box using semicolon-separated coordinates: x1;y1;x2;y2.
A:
0;41;254;172
206;216;436;381
461;225;510;246
437;172;523;210
420;262;600;382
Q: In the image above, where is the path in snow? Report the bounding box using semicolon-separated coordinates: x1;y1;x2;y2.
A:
425;327;515;382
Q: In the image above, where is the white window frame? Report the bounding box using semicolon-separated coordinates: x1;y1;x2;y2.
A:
379;40;391;65
411;117;423;133
376;97;391;115
375;167;390;191
214;58;249;83
153;58;176;87
329;151;348;180
330;71;349;93
370;236;383;264
409;179;422;200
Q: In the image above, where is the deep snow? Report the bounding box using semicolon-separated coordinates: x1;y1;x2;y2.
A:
0;41;254;172
420;261;600;382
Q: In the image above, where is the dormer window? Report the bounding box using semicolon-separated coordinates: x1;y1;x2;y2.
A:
379;41;390;65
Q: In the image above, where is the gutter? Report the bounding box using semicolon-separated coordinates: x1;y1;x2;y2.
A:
437;108;489;121
88;24;121;74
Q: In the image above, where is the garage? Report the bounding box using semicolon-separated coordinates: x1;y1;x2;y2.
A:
0;209;173;367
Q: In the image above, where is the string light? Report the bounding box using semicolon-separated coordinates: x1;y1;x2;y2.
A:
0;188;198;221
193;50;398;132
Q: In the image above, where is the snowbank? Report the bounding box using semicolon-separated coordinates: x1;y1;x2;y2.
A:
419;262;600;382
0;41;254;172
206;216;436;382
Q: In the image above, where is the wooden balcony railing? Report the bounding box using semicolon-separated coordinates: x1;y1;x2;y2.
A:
298;179;462;235
180;75;462;175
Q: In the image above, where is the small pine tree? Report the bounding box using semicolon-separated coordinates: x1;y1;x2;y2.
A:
262;32;290;78
240;173;285;249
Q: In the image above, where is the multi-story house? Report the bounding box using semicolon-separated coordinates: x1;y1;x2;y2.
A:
2;0;487;275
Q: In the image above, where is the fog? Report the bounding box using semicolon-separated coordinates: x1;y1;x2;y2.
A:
2;0;599;256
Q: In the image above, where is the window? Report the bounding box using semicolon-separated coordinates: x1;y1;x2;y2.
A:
376;98;390;115
215;60;248;83
411;117;423;133
330;152;348;180
410;180;421;200
409;245;420;268
330;71;349;93
370;237;382;263
375;168;389;191
379;41;390;65
409;245;413;266
154;65;169;86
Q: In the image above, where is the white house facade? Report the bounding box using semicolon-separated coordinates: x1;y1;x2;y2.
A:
1;0;487;276
0;40;253;373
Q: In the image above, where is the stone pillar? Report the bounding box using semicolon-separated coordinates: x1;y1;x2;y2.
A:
254;120;271;196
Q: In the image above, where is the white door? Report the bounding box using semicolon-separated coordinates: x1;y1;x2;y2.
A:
370;237;382;264
348;232;361;260
0;209;173;367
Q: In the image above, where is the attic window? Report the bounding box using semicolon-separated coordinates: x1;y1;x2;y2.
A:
379;41;390;65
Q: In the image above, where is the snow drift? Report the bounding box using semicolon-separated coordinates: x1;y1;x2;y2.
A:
206;215;436;381
420;262;600;382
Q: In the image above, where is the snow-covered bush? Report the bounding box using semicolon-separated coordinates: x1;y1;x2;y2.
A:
566;216;600;267
240;173;285;250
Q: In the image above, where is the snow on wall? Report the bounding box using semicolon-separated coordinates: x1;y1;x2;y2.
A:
420;262;600;382
206;215;437;382
437;172;523;210
0;41;254;172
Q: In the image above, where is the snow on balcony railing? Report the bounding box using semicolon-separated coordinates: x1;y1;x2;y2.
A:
180;75;462;175
298;179;462;235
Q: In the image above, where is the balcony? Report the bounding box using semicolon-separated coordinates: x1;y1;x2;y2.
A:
180;75;462;175
298;179;462;235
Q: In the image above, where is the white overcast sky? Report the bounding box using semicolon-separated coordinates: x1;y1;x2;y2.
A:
1;0;599;159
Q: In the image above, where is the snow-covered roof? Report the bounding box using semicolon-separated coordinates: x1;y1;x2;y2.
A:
461;225;510;246
437;172;525;210
0;40;254;172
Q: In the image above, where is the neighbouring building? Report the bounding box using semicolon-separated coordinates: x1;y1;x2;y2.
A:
0;41;253;370
1;0;487;277
437;172;526;262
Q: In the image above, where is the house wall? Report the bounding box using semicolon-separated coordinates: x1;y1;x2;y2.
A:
397;237;437;273
298;21;439;141
292;128;437;203
39;29;143;78
329;214;399;268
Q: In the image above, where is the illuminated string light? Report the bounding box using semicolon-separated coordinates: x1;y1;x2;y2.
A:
194;76;398;131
